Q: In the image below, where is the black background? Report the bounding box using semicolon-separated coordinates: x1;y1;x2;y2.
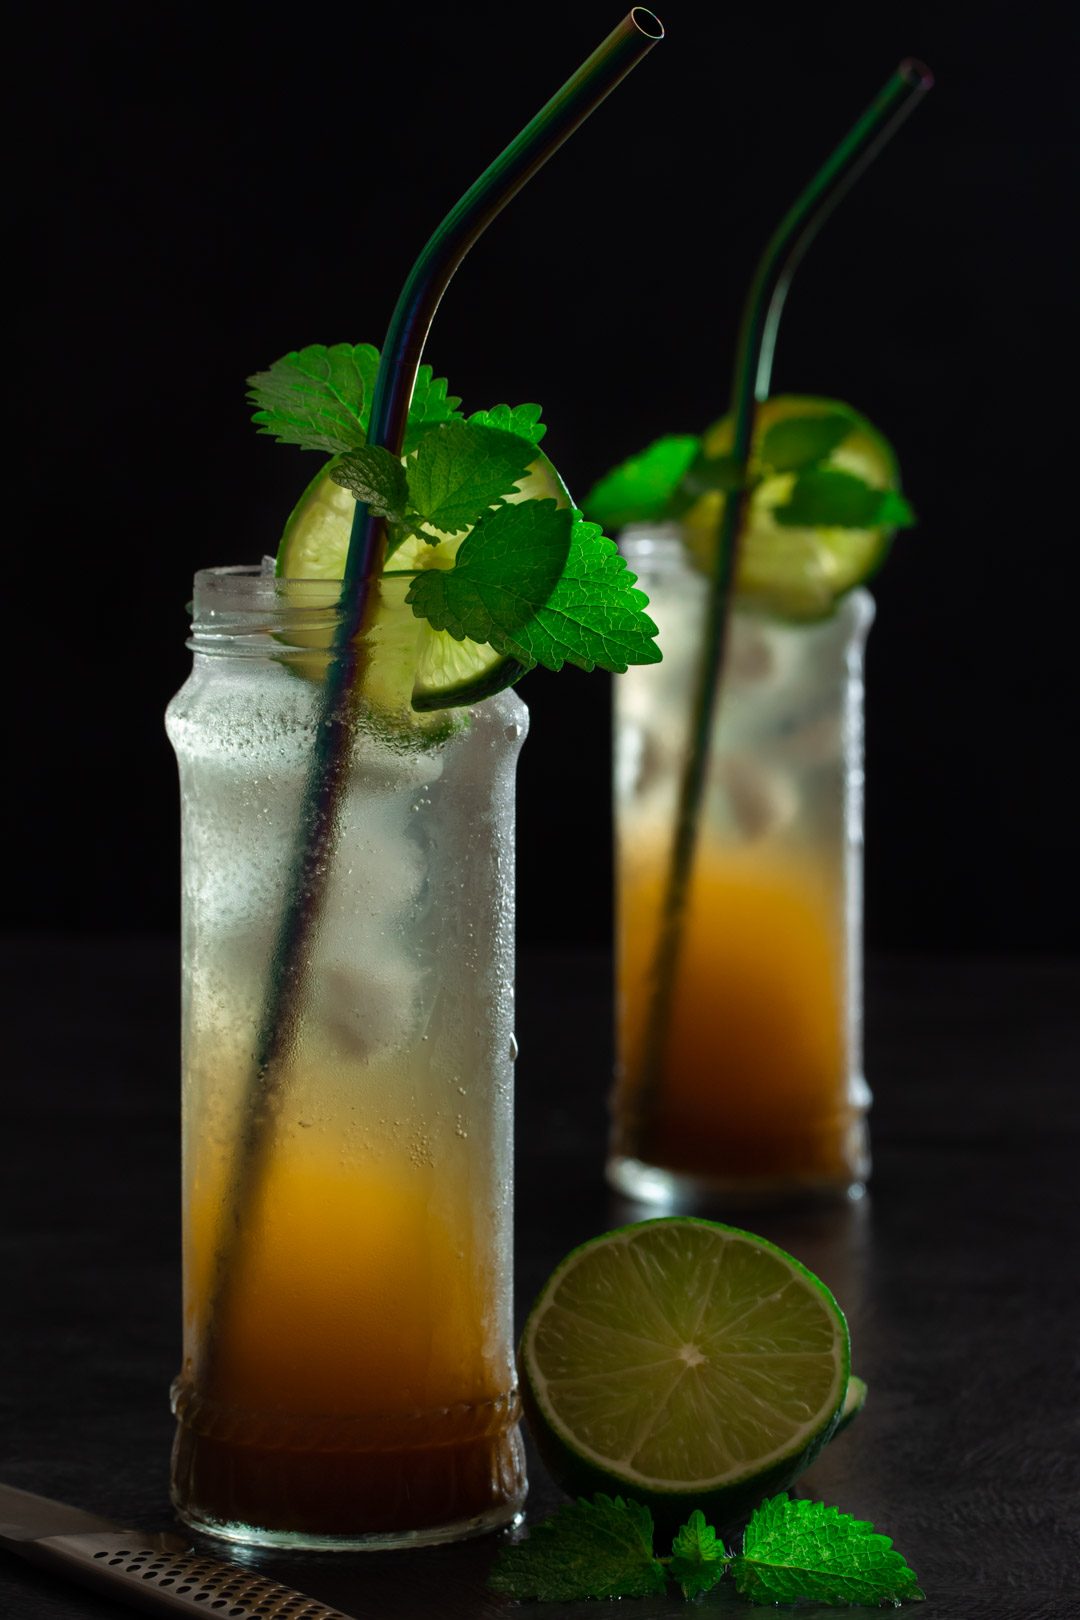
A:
11;0;1077;949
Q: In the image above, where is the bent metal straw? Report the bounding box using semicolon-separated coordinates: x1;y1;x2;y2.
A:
204;9;664;1370
635;60;933;1116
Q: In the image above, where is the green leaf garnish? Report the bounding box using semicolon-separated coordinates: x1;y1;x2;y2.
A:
669;1509;729;1600
487;1492;923;1605
488;1495;668;1602
247;342;378;454
773;466;916;529
406;507;661;674
682;449;748;497
497;514;662;674
468;401;547;444
246;343;462;456
402;367;464;451
582;434;701;528
405;499;572;652
876;487;918;528
732;1495;925;1608
404;420;536;536
330;445;409;521
252;344;664;686
759;411;853;472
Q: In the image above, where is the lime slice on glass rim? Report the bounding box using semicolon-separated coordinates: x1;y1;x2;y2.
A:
274;449;572;714
682;394;904;620
519;1216;851;1535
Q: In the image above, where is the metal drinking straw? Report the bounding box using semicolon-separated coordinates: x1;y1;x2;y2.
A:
203;9;664;1369
634;59;933;1122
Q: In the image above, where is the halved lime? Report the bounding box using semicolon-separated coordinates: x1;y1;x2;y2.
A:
275;451;571;712
683;395;903;620
519;1217;850;1534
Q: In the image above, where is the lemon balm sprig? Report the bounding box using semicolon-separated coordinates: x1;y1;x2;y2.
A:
247;345;662;690
585;400;916;549
489;1493;925;1606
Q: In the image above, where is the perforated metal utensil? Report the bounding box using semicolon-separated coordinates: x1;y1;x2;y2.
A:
0;1483;360;1619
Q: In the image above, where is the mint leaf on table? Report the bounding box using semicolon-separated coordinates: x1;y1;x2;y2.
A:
669;1509;729;1599
773;467;916;529
759;411;854;473
498;515;662;674
731;1495;925;1608
247;342;378;453
583;434;701;528
488;1495;668;1602
468;401;547;445
404;420;537;536
330;446;409;522
406;499;572;651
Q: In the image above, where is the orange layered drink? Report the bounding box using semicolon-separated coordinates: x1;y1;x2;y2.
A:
607;529;874;1205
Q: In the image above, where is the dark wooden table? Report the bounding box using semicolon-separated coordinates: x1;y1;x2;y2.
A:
2;940;1078;1619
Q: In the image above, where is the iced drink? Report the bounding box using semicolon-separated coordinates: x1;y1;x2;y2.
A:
607;529;873;1205
167;568;528;1547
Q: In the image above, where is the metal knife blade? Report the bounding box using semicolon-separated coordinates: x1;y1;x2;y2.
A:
0;1483;361;1619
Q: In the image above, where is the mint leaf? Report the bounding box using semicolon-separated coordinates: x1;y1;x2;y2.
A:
468;401;547;445
497;515;662;674
330;446;409;521
682;450;749;497
773;467;915;530
877;487;918;528
405;420;536;536
760;411;853;473
583;434;701;528
488;1495;667;1602
406;499;571;654
403;365;464;452
406;508;661;675
247;343;461;456
669;1509;729;1599
247;342;378;453
732;1495;925;1607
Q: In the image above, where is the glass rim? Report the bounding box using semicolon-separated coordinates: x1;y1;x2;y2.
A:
618;526;877;628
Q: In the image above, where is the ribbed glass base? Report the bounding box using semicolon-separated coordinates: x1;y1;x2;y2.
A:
170;1384;527;1551
606;1153;867;1212
174;1498;526;1554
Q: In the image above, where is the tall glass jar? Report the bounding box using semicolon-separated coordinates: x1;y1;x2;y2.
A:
165;566;528;1549
608;528;873;1208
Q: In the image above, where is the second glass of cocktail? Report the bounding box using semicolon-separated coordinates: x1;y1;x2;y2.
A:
608;526;874;1205
586;61;931;1211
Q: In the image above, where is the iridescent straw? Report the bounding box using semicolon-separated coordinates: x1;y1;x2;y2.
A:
635;60;933;1124
205;9;664;1366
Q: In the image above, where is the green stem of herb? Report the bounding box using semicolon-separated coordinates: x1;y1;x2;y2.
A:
204;11;663;1383
634;59;931;1122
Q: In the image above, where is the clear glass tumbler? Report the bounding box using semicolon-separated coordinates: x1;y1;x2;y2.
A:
608;528;873;1208
165;566;528;1549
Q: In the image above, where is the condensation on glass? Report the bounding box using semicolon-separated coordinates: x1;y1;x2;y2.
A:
165;566;528;1549
608;528;873;1208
